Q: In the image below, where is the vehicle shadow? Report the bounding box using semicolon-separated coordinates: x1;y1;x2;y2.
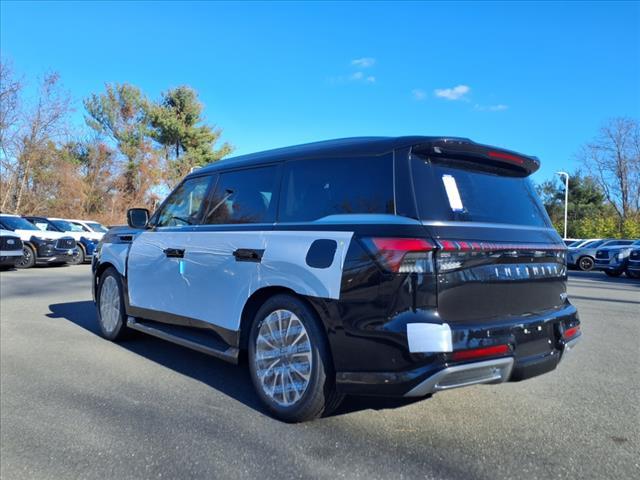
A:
47;301;425;419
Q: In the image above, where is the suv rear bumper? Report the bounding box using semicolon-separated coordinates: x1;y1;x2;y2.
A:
335;303;580;397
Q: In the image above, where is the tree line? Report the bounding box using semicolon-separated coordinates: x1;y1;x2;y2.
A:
537;117;640;238
0;60;232;225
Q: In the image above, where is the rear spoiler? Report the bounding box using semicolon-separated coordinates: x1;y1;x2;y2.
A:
411;138;540;176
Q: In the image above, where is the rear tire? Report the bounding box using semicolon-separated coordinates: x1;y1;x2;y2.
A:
96;267;130;341
604;269;622;277
15;245;36;269
626;270;640;279
248;294;343;422
577;256;594;271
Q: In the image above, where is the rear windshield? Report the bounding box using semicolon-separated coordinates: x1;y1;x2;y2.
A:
411;158;551;227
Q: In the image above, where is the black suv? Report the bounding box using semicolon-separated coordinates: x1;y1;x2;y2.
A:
93;137;580;422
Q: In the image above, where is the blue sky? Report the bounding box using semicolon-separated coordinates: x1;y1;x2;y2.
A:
1;1;639;183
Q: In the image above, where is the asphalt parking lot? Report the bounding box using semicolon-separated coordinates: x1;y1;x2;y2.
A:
1;266;638;480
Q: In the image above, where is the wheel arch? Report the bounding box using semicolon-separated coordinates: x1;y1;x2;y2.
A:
238;286;330;351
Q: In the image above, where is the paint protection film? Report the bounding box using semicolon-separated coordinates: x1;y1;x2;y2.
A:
126;229;353;331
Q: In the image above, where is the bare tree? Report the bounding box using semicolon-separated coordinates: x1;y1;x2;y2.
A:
11;73;72;213
0;60;24;210
580;117;640;223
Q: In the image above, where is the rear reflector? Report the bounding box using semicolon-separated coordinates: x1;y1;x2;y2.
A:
364;237;435;273
451;344;511;362
562;325;580;340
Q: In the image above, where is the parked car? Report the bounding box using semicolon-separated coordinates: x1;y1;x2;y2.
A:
66;219;109;238
567;238;602;250
567;238;636;271
594;240;640;277
93;136;580;422
0;214;78;268
563;238;582;246
0;229;24;269
24;216;100;265
625;249;640;279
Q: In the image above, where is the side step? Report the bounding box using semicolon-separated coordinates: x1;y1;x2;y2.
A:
127;317;239;364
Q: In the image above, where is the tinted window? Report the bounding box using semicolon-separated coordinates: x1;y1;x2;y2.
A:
51;219;84;232
155;175;213;227
412;159;551;227
203;166;279;224
0;216;39;231
29;219;57;231
86;222;108;233
582;240;604;248
279;156;394;222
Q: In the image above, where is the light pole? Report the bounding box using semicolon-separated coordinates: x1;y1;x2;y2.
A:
556;171;569;239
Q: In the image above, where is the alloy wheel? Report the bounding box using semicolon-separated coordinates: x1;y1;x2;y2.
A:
254;309;313;407
99;276;121;334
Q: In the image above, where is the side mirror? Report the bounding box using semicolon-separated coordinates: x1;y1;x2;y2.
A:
127;208;150;229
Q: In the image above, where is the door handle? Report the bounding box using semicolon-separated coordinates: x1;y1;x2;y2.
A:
163;248;185;258
233;248;264;263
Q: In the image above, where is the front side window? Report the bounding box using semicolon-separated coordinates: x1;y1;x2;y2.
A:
279;156;394;222
202;166;279;224
155;175;213;227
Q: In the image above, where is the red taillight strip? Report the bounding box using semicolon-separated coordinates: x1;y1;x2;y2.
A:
487;150;526;165
437;240;566;252
451;344;511;362
563;325;580;340
372;238;435;251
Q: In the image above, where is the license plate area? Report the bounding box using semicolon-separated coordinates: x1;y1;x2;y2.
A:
513;322;554;359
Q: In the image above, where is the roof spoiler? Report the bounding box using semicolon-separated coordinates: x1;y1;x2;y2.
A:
411;138;540;176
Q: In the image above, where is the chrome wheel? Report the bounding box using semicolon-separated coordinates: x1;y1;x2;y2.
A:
99;276;121;334
254;309;313;407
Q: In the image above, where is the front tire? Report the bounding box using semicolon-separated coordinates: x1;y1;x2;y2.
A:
15;245;36;269
577;256;594;271
96;267;130;341
69;244;85;265
248;294;342;422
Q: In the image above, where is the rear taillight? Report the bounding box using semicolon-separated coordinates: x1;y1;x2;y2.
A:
363;237;436;273
562;325;580;340
451;344;511;362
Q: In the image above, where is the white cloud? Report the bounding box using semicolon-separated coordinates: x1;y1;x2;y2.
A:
412;89;427;101
351;57;376;68
434;84;470;101
346;71;375;84
474;103;509;111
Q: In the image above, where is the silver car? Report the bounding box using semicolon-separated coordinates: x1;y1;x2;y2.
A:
567;238;637;271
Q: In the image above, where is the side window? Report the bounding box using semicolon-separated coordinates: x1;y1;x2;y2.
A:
279;156;394;222
202;165;279;224
155;176;213;227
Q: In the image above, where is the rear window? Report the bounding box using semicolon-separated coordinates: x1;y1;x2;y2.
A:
412;158;551;227
279;156;394;222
